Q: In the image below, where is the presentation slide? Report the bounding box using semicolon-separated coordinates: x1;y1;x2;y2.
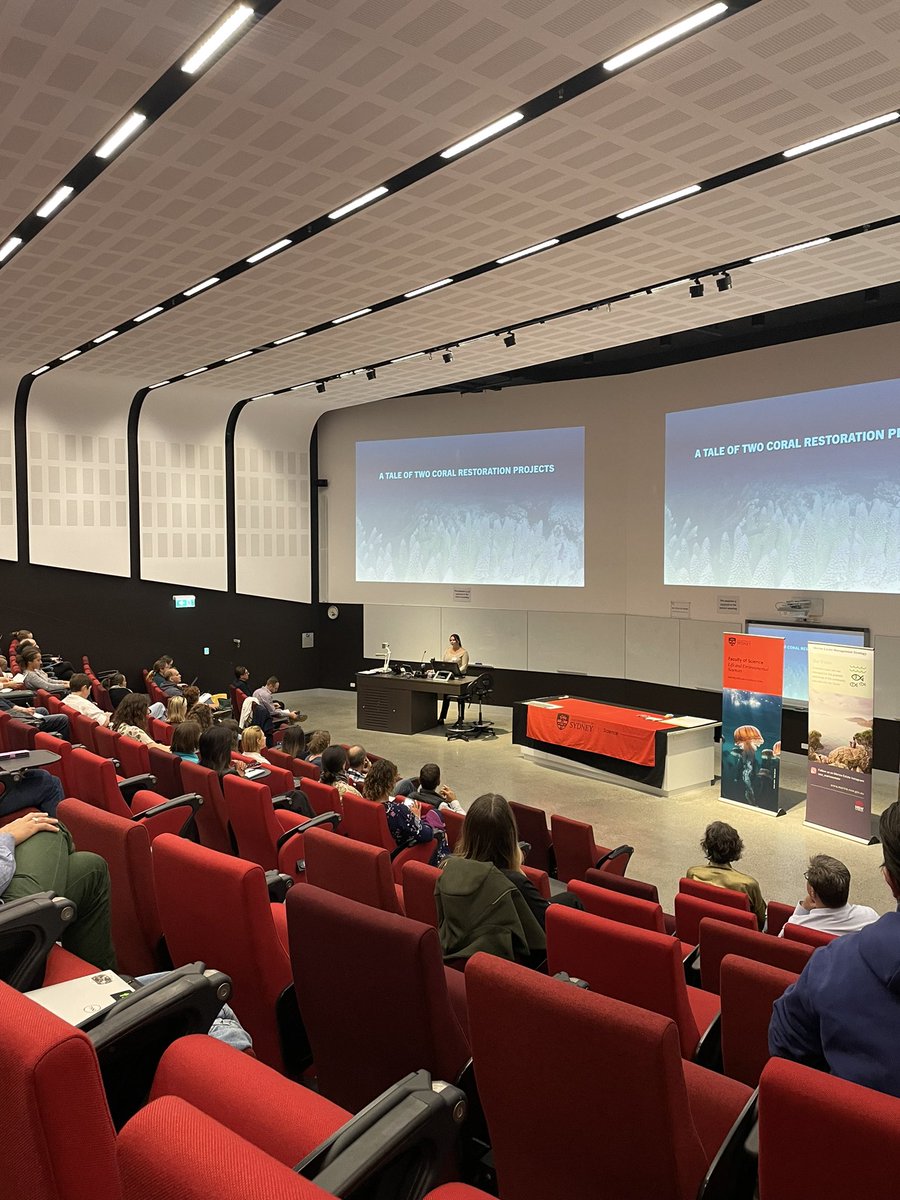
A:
355;427;584;586
665;378;900;591
745;622;867;705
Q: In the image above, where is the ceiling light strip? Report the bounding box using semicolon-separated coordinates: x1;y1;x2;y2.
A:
182;4;255;74
603;3;729;73
95;112;147;159
782;111;900;159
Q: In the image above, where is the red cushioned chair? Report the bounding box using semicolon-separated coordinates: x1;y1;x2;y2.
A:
466;953;754;1200
299;776;342;818
340;792;438;881
222;775;338;878
402;859;440;927
0;709;10;751
34;729;78;795
146;745;185;799
261;746;295;775
567;879;693;958
549;813;633;883
546;906;720;1063
782;921;837;948
6;716;37;750
508;801;555;874
253;761;295;804
92;722;121;762
152;834;305;1076
71;747;197;841
58;797;167;977
91;679;114;713
765;899;794;937
698;917;814;995
719;954;798;1086
67;709;99;752
679;876;752;912
295;757;320;782
148;717;172;745
230;684;248;720
286;885;470;1111
441;806;465;851
179;760;232;854
46;694;64;714
674;893;757;948
304;825;403;913
758;1057;900;1200
116;734;153;779
0;979;120;1200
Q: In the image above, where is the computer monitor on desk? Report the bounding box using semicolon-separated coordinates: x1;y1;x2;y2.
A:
431;658;463;678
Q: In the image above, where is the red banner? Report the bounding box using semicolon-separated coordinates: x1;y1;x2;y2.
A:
526;699;676;766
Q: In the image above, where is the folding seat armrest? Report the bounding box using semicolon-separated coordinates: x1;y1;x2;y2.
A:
0;891;77;991
132;791;202;839
275;810;342;849
118;773;157;803
296;1069;467;1200
271;791;297;810
693;1012;722;1072
264;870;294;903
682;944;701;984
594;843;634;869
697;1090;759;1200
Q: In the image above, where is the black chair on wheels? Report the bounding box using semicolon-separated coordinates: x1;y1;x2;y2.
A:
447;673;496;742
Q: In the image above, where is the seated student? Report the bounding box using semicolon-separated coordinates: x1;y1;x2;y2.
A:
186;702;214;732
151;656;174;689
780;853;879;937
198;725;246;779
111;694;170;751
17;639;75;682
170;720;202;763
405;762;465;814
252;676;307;728
219;719;242;749
166;696;187;725
686;820;766;929
0;655;26;689
0;694;70;738
233;665;254;694
279;724;306;762
240;725;269;764
304;729;330;767
346;745;370;786
159;667;185;698
361;758;448;862
0;812;116;969
0;767;63;819
19;648;68;696
319;745;363;800
104;672;131;709
62;673;111;726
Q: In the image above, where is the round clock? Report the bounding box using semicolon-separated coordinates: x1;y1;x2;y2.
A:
326;604;340;620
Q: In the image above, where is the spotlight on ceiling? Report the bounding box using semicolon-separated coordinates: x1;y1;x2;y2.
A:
442;350;454;364
315;381;326;394
503;331;517;348
365;367;377;380
689;279;705;298
716;272;732;292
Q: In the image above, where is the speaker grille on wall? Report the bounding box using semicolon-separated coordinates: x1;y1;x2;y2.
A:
30;432;127;528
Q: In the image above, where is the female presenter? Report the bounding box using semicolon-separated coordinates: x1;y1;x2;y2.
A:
438;634;470;726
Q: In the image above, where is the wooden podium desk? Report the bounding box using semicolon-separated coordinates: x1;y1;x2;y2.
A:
355;671;471;734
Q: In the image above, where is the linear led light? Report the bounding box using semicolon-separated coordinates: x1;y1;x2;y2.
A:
273;330;306;345
251;392;274;400
290;383;314;391
95;112;146;159
617;184;701;220
148;380;170;389
184;367;207;376
750;237;832;262
652;278;690;292
31;365;50;376
59;350;81;361
245;237;292;263
36;185;75;218
440;111;525;159
603;3;728;73
783;111;900;159
328;186;389;221
391;352;425;363
225;350;252;362
404;278;453;299
0;236;23;261
183;276;219;296
92;330;119;344
496;238;560;265
134;305;164;322
182;4;254;74
332;307;372;324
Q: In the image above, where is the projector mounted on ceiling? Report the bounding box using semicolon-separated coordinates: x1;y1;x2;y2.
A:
775;597;824;622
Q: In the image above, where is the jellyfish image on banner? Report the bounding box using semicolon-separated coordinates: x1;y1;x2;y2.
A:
720;692;784;812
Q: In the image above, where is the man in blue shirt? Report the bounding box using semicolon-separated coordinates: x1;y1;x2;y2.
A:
769;800;900;1097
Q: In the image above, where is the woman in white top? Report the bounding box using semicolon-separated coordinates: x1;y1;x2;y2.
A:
111;694;170;751
438;634;470;726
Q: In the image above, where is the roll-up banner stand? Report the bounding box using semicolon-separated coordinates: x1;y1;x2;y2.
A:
805;643;877;844
721;633;786;816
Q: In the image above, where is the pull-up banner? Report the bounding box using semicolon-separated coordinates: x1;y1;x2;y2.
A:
806;643;874;843
721;633;785;813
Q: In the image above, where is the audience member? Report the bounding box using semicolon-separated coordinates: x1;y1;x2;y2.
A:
0;813;116;969
187;702;214;732
62;673;110;726
181;684;201;710
19;648;68;696
0;694;70;738
346;745;370;785
361;758;448;863
686;820;766;928
111;694;169;751
198;725;245;778
16;638;75;681
252;676;307;729
0;766;63;819
240;726;269;763
170;720;201;762
219;718;242;749
304;729;330;766
769;801;900;1097
151;656;174;689
320;745;362;800
779;854;879;937
405;762;466;814
233;665;254;692
166;696;187;725
0;655;25;689
279;724;307;761
104;671;131;708
160;667;185;698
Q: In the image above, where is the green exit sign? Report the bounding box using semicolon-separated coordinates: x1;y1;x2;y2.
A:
173;594;196;609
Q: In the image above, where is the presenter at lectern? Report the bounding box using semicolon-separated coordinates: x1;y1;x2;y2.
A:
438;634;470;726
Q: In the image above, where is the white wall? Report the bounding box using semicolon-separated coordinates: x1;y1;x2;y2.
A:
0;366;21;562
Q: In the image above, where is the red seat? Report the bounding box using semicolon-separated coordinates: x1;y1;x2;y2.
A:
340;793;436;881
222;774;322;878
782;921;837;948
299;776;342;818
549;813;632;882
116;734;153;779
441;807;465;850
179;761;232;854
466;953;752;1200
508;800;554;873
45;694;64;714
698;917;815;994
70;747;193;841
522;864;551;898
6;717;37;751
152;834;300;1075
230;684;248;719
254;762;295;803
147;745;185;799
678;876;751;912
92;723;121;761
286;885;470;1110
34;730;78;795
758;1057;900;1200
568;878;693;958
674;893;757;948
546;906;720;1061
58;797;166;976
149;717;173;745
67;709;98;752
402;859;440;927
262;747;295;775
304;825;403;913
765;899;795;937
720;954;798;1086
90;680;114;713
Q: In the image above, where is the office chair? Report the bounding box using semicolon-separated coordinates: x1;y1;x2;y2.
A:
447;674;495;742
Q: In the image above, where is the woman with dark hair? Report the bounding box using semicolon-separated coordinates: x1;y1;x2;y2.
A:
104;672;131;708
187;702;214;732
111;694;169;750
171;720;202;762
686;820;765;928
198;725;245;778
320;745;362;800
280;724;306;761
438;633;470;725
362;758;447;863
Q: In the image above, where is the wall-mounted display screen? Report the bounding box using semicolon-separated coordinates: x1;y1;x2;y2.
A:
355;427;584;587
665;378;900;592
744;620;868;706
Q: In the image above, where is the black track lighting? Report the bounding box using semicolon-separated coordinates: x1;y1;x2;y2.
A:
365;367;377;380
716;272;732;292
689;279;705;298
442;350;454;364
503;331;516;348
315;381;326;394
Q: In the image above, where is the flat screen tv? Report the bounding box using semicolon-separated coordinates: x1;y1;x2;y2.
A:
744;620;869;708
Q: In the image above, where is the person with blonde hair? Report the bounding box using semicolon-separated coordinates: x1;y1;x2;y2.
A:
240;725;269;764
166;696;187;725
